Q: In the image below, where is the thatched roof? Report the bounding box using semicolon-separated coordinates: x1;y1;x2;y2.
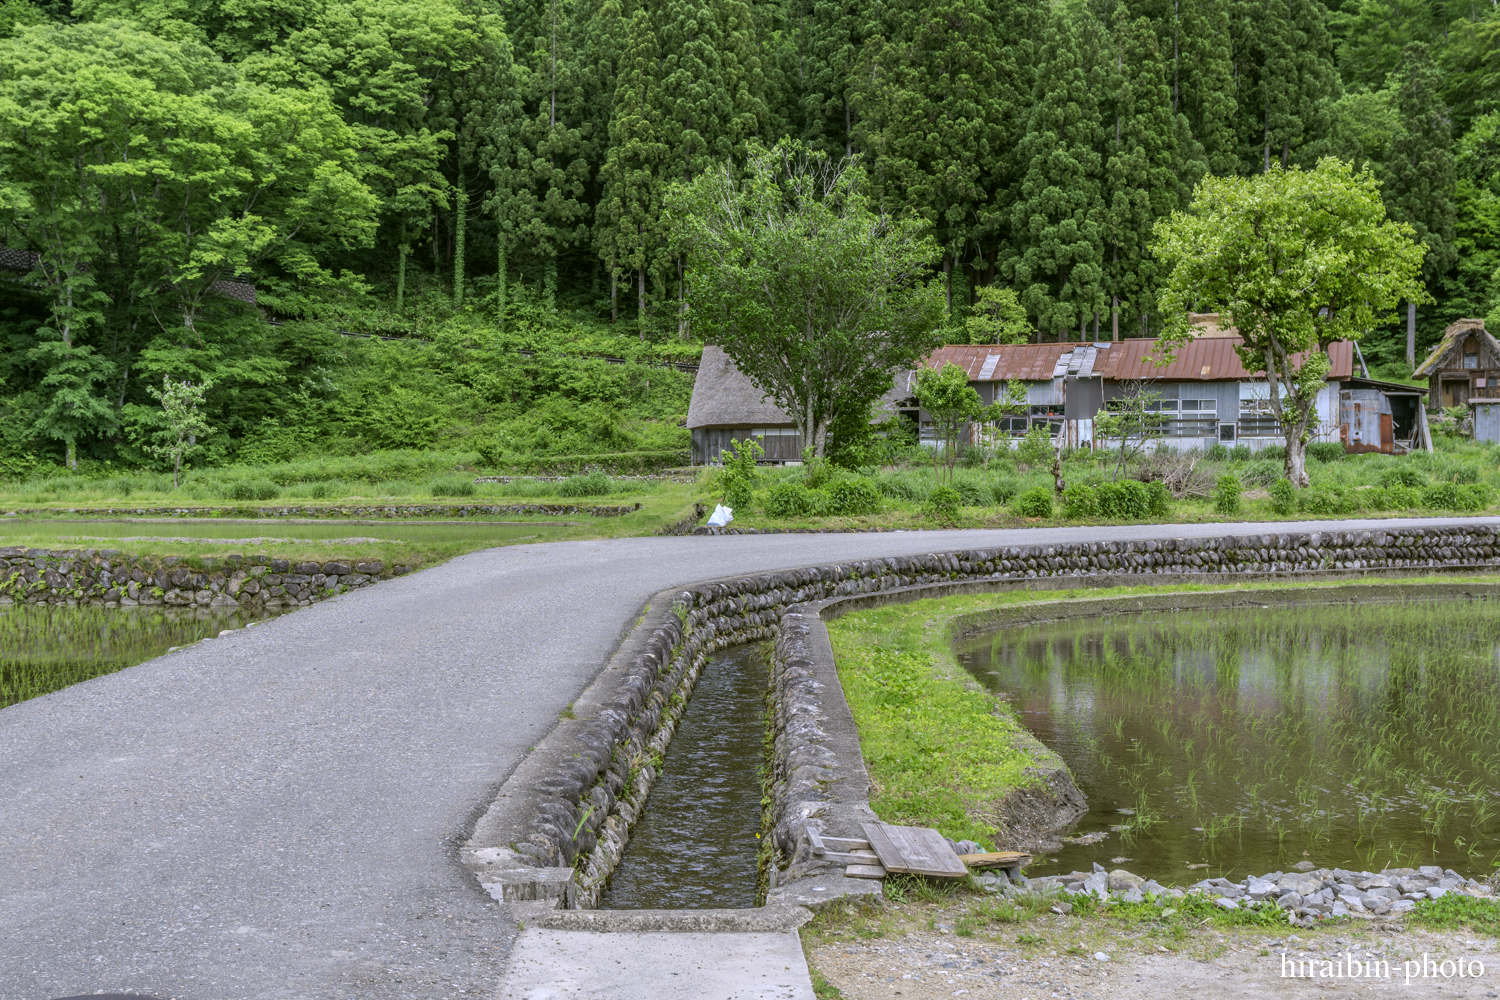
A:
686;346;912;429
1413;319;1500;377
686;346;796;428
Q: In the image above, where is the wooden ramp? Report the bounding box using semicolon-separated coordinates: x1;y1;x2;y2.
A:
809;824;1032;880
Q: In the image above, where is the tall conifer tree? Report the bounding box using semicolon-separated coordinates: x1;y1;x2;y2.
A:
1006;8;1107;339
1384;42;1455;365
1104;8;1180;339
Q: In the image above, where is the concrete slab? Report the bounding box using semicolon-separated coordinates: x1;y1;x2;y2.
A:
496;928;814;1000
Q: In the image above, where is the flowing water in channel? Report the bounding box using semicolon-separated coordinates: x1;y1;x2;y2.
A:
956;598;1500;882
601;643;769;909
0;604;290;709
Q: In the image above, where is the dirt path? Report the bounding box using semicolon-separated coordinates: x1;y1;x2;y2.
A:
807;899;1500;999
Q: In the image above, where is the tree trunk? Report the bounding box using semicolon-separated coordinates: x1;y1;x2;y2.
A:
1284;433;1308;487
943;255;953;314
173;445;182;489
610;269;617;323
544;256;557;311
677;256;688;340
66;438;77;471
1112;295;1119;341
453;185;467;305
1407;301;1416;370
637;267;647;338
397;244;409;313
496;244;507;330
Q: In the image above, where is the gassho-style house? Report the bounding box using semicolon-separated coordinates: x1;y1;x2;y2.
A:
687;320;1435;464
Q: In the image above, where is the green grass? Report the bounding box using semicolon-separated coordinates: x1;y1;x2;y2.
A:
1408;893;1500;935
825;604;1052;848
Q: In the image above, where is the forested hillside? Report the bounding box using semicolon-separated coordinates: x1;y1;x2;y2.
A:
0;0;1495;472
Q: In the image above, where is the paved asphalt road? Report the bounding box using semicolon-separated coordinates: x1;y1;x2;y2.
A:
2;517;1494;1000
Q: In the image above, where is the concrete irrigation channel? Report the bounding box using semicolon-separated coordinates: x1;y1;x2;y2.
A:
2;517;1498;1000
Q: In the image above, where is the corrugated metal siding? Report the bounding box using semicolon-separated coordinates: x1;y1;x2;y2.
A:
1475;403;1500;443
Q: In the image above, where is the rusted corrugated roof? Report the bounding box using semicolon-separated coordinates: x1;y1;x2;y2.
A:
1100;337;1354;381
925;344;1078;381
924;338;1353;383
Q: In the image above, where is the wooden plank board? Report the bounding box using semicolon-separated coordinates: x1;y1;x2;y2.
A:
821;837;872;852
860;822;969;878
845;863;887;879
958;851;1032;869
821;849;879;866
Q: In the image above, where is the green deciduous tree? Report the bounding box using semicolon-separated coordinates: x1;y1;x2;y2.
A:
914;361;980;479
144;375;214;487
964;285;1030;344
671;143;944;457
1153;158;1427;485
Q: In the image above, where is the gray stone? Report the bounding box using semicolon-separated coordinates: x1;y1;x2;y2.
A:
1277;892;1303;910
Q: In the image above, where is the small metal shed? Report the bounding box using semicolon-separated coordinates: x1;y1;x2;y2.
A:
1338;377;1431;454
1472;400;1500;443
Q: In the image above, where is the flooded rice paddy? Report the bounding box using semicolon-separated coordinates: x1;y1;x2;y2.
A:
957;598;1500;882
0;604;289;709
601;643;769;909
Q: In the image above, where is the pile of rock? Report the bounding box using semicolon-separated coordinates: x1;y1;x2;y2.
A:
1010;864;1496;927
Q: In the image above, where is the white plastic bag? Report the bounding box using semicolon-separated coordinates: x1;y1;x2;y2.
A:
707;504;734;527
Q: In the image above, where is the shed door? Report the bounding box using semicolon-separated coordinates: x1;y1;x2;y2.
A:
1443;379;1470;408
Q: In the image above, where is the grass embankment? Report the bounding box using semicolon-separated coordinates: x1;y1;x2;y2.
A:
0;472;705;571
825;601;1048;848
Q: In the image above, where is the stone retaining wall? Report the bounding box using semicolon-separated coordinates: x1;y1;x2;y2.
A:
0;546;408;610
18;502;641;519
492;523;1500;910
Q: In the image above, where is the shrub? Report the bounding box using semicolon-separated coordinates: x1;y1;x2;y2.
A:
1381;466;1427;488
1061;484;1099;519
223;479;279;501
1384;483;1422;508
724;479;753;511
1205;442;1230;461
951;479;991;506
825;477;882;516
1144;481;1171;518
1214;473;1242;515
1016;426;1054;465
558;472;611;497
763;481;820;518
1269;477;1297;516
1240;459;1283;488
430;475;477;498
923;484;963;522
1454;466;1480;485
1300;484;1354;515
991;479;1019;505
1228;444;1252;462
1456;483;1494;511
1422;482;1459;509
1257;444;1286;462
1011;485;1054;518
1096;480;1150;519
1306;442;1345;463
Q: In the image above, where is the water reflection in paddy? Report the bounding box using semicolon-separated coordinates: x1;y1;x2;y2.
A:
956;599;1500;881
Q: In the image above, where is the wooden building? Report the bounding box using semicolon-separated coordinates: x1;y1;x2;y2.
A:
685;346;916;464
1413;319;1500;411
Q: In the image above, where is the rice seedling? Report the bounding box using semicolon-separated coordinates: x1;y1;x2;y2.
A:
0;604;289;709
958;598;1500;881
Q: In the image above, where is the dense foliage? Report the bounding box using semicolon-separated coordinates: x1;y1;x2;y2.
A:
3;0;1500;471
